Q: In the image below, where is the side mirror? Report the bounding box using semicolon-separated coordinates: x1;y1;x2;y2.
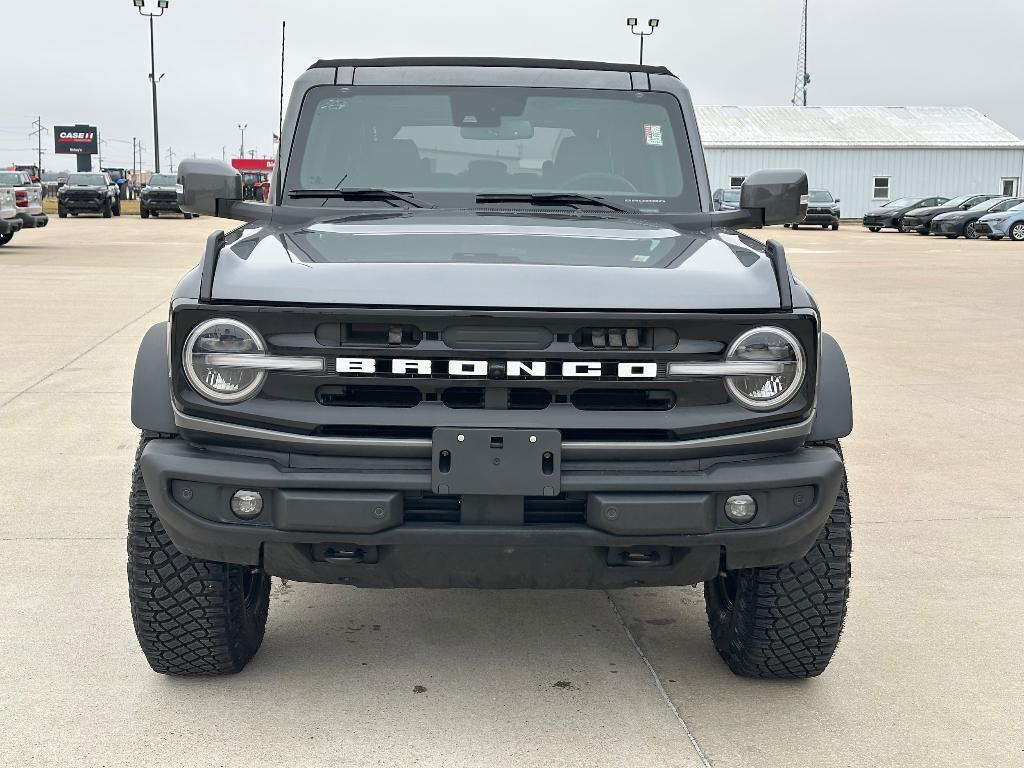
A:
834;198;841;204
739;169;808;226
177;159;242;216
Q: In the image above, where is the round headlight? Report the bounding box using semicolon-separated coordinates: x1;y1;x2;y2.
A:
725;326;805;410
183;318;266;403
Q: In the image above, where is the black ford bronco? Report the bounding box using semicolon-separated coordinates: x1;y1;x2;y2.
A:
129;58;853;679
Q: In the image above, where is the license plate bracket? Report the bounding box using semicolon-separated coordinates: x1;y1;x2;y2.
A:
432;428;561;496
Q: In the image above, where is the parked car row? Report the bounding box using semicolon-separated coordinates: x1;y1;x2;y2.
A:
714;187;842;230
0;170;49;247
863;194;1024;240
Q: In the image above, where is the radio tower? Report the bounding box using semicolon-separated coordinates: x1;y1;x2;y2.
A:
791;0;810;106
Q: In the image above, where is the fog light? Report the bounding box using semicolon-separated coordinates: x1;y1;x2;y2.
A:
231;490;263;519
724;494;757;523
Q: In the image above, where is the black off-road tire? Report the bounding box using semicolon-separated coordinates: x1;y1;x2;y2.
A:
0;232;13;246
704;440;851;679
102;199;113;218
127;430;271;676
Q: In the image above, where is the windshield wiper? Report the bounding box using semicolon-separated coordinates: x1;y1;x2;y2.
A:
475;192;634;214
288;188;432;208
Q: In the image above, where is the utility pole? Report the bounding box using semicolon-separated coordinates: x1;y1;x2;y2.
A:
237;123;247;160
134;0;170;172
221;145;227;162
165;146;175;172
29;117;47;179
626;18;660;66
792;0;810;106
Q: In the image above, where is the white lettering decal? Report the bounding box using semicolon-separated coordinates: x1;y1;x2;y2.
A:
448;360;488;377
563;362;602;378
392;359;432;375
336;357;375;374
507;361;547;378
617;362;658;379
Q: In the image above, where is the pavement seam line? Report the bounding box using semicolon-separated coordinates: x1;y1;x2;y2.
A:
0;301;166;411
604;591;713;768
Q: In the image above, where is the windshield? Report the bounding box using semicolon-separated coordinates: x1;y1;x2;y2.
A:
882;197;919;208
721;190;740;202
1008;202;1024;212
968;198;1006;212
68;173;106;185
287;86;698;212
149;174;176;186
939;195;974;208
808;190;833;203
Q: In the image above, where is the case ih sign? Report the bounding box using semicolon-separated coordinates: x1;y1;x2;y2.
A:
54;125;99;155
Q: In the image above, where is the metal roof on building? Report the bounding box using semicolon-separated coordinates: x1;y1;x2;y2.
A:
696;105;1024;149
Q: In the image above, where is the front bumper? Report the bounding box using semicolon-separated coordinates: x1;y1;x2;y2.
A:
900;216;929;233
930;218;964;236
16;212;48;228
973;220;1006;237
140;437;845;589
142;196;181;212
863;215;897;229
801;211;839;226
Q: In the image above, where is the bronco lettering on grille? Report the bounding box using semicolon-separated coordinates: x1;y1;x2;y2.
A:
336;358;659;379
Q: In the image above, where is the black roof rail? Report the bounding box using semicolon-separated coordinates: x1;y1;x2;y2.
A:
308;57;673;76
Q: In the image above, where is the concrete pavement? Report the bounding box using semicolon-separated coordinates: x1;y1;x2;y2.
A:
1;217;1021;767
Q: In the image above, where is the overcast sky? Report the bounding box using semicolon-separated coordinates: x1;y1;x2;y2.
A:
3;0;1023;172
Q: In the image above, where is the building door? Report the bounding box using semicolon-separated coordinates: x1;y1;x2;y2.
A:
1002;178;1019;196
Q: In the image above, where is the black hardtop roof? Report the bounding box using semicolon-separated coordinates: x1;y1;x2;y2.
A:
309;56;673;76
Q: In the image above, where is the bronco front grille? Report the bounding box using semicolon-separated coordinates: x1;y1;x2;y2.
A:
173;306;818;445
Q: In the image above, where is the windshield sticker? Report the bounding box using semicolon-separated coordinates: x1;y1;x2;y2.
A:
632;254;651;262
644;124;663;146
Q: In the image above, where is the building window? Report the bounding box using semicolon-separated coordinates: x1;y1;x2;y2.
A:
729;176;745;188
872;177;891;200
1002;178;1019;196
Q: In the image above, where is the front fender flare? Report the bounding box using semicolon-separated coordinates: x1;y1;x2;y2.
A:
809;332;853;442
131;322;176;434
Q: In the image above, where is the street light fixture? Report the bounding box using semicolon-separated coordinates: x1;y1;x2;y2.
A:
238;123;248;160
133;0;169;173
627;18;660;66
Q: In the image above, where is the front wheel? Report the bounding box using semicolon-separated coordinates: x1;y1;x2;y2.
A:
102;199;112;218
1010;222;1024;242
58;203;68;219
0;232;13;247
128;431;271;676
113;199;122;217
964;222;979;240
704;441;851;678
897;219;911;233
183;212;194;220
831;222;839;231
867;226;881;233
791;223;799;230
945;234;959;240
916;229;929;236
140;205;150;219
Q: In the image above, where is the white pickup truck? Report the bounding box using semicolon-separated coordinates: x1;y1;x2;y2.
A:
0;170;48;234
0;186;25;246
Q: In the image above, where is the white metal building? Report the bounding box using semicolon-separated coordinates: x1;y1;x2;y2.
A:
697;106;1024;218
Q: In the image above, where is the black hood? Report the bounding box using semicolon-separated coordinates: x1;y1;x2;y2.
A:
208;211;785;311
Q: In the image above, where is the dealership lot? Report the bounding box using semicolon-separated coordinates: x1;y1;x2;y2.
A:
1;219;1022;767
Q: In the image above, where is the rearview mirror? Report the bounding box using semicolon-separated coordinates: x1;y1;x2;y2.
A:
739;169;808;226
177;159;242;216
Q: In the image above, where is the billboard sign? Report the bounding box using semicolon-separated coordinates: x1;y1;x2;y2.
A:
54;125;98;155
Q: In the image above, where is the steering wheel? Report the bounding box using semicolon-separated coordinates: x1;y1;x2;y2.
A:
559;172;638;193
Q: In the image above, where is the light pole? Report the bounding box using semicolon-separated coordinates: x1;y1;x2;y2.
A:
238;123;248;160
134;0;169;173
627;18;660;66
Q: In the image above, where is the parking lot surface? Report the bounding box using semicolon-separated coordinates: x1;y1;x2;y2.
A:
2;218;1022;767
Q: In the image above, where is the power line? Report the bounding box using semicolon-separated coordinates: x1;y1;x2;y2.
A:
29;117;48;175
